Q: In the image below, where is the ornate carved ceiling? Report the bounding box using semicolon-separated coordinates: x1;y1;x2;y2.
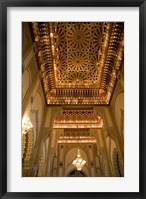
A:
58;129;96;144
53;108;103;128
52;22;102;86
32;22;124;105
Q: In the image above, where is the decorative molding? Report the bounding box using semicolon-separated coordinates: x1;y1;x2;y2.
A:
53;109;103;128
31;22;124;105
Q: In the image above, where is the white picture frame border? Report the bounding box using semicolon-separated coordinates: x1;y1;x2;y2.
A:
7;7;139;192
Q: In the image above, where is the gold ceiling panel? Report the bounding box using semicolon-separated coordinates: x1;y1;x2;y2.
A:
53;22;103;86
32;22;124;105
58;129;96;144
53;109;103;128
64;129;90;137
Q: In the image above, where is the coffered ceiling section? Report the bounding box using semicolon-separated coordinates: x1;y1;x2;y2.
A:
32;22;124;105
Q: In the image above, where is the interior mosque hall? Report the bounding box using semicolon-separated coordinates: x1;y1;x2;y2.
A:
22;22;124;177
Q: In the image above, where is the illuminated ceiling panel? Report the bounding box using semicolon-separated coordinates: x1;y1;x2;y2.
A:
32;22;124;105
58;129;96;143
53;109;103;128
52;22;102;86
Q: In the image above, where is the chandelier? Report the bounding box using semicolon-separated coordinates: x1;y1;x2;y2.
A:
72;148;86;171
22;115;33;135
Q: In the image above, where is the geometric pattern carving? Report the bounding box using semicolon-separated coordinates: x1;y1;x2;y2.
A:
54;109;102;124
53;109;103;128
55;22;103;85
64;129;90;137
58;128;96;144
32;22;124;105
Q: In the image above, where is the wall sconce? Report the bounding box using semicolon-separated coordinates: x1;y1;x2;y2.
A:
22;115;33;135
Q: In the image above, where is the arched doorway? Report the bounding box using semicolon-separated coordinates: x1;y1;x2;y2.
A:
68;169;86;177
50;108;106;177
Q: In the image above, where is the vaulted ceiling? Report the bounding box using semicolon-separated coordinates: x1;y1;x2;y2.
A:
32;22;124;105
